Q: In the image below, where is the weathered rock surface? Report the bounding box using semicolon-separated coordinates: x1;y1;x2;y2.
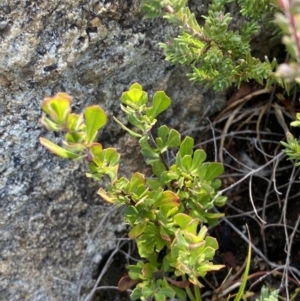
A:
0;1;225;300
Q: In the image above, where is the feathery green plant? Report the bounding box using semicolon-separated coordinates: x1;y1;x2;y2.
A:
140;0;277;90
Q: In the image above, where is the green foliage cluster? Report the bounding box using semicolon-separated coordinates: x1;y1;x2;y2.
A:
38;0;300;300
255;286;279;301
40;84;227;301
140;0;277;90
281;113;300;165
40;93;120;182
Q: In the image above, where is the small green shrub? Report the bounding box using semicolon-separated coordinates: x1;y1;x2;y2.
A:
40;84;227;301
140;0;277;90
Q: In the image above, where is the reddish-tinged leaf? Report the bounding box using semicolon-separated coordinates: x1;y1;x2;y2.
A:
118;275;138;291
153;191;180;208
166;277;191;288
41;93;72;125
160;226;171;242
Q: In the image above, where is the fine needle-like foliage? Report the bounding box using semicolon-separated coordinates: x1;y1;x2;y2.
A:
140;0;278;91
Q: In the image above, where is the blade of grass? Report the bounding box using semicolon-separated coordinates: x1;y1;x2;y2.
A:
227;224;251;301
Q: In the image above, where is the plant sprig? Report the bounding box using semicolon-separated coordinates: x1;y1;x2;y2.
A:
40;83;227;301
141;0;277;90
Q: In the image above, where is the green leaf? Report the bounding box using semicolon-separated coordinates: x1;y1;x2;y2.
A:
174;213;193;229
211;178;222;190
66;113;84;131
198;163;209;181
182;155;192;171
171;285;186;300
128;172;145;191
124;206;140;225
152;161;167;177
158;125;169;142
142;286;155;299
172;229;189;250
121;88;148;106
39;137;81;159
137;223;166;257
205;162;224;181
159;286;175;298
147;178;163;190
205;236;219;250
63;142;86;153
146;91;171;119
198;226;208;241
291;120;300;127
214;195;227;207
65;132;85;143
142;263;158;278
205;212;225;220
153;191;180;208
156;126;181;150
154;293;166;301
131;288;143;300
41;92;72;125
89;143;103;158
179;136;194;157
100;148;120;166
84;105;107;144
202;246;215;259
191;149;207;171
160;226;171;242
92;147;120;168
156;137;164;150
89;148;120;181
174;213;199;235
185;219;199;235
140;148;160;160
129;223;147;239
130;82;143;90
233;226;251;301
139;135;151;149
40;116;60;131
167;129;181;147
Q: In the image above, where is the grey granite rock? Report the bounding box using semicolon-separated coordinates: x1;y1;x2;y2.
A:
0;1;225;300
